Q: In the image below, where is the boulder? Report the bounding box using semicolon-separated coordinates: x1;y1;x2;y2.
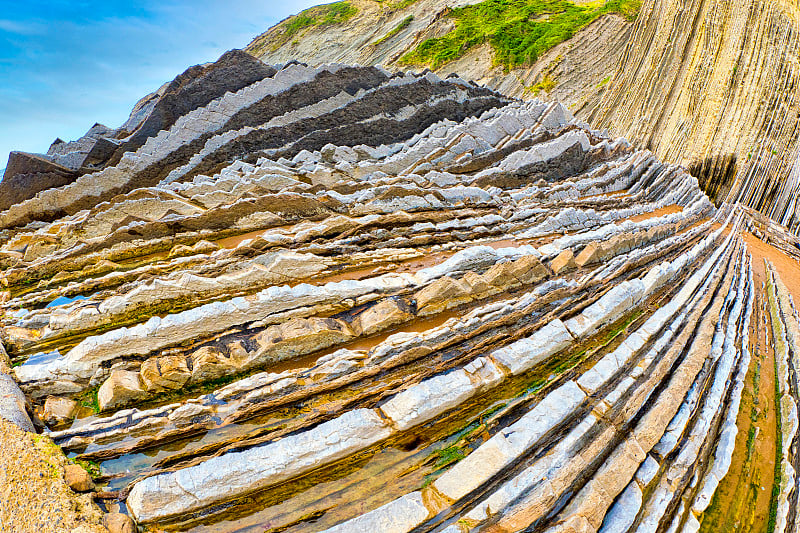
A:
352;298;413;337
482;261;523;289
462;270;493;297
97;370;147;411
103;513;136;533
140;355;192;392
64;464;95;492
550;248;577;274
42;396;78;426
244;317;356;368
575;242;606;267
414;275;473;315
508;255;549;284
189;347;237;384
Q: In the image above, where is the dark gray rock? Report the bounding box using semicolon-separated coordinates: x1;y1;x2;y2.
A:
0;152;79;211
109;49;277;162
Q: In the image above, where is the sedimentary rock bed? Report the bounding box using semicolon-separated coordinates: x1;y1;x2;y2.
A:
248;0;800;233
2;60;800;533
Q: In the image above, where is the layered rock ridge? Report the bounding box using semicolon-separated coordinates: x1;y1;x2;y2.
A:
1;59;800;533
589;0;800;231
247;0;800;232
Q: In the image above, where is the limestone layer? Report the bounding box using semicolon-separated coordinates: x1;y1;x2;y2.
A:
1;58;800;533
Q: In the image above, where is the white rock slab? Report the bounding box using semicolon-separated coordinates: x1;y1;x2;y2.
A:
434;380;586;500
320;491;429;533
127;408;392;522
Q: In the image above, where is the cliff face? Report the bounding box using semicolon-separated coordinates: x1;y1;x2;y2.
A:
589;0;800;229
247;0;800;229
246;0;634;108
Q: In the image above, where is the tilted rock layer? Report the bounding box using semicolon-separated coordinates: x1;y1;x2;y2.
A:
1;57;800;533
247;0;800;230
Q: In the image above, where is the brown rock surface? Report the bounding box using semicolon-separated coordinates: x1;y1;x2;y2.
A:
140;355;192;392
575;241;606;267
551;248;577;274
352;298;413;336
42;396;78;427
0;418;106;532
0;152;79;211
414;275;472;315
64;464;95;492
103;513;135;533
97;370;147;412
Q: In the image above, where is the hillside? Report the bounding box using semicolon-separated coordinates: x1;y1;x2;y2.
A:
247;0;800;230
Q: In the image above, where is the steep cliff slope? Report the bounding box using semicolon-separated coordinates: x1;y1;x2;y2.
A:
590;0;800;229
247;0;634;110
247;0;800;230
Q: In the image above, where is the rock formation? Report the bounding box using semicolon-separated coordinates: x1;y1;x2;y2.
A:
246;0;800;231
0;50;276;213
1;16;800;533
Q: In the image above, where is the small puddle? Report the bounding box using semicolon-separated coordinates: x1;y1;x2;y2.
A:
46;294;88;308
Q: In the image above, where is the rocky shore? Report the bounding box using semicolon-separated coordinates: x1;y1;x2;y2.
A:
1;53;800;533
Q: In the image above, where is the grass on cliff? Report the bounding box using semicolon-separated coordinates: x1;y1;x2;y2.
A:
273;1;357;49
374;0;420;9
372;15;414;46
400;0;641;71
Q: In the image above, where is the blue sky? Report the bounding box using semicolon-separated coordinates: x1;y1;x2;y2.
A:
0;0;320;171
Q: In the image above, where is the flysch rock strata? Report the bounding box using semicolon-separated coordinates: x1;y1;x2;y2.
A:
2;57;800;533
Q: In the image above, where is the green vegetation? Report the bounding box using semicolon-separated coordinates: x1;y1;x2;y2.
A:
597;75;611;87
768;347;781;533
433;445;467;468
392;0;420;8
527;73;557;95
374;0;420;8
284;13;317;40
766;277;783;533
401;0;642;71
31;434;64;478
74;458;102;478
280;2;358;44
372;15;414;46
77;386;100;413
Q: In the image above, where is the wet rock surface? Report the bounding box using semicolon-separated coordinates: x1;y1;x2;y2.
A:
1;56;799;533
